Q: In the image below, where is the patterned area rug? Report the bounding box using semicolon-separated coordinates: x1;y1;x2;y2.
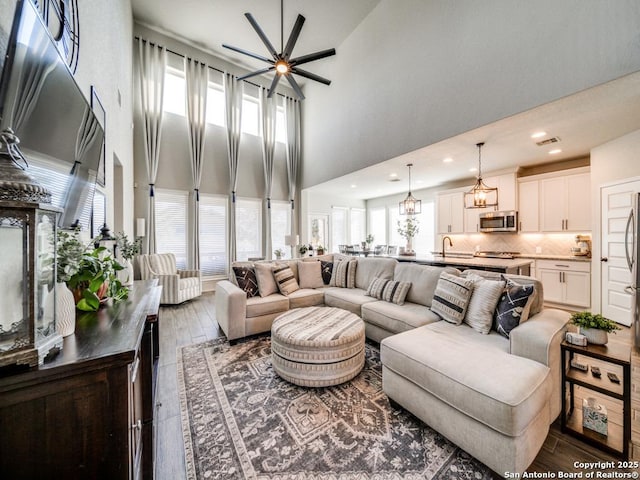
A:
178;335;495;480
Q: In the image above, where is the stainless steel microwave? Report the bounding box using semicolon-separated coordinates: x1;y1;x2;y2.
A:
479;211;518;233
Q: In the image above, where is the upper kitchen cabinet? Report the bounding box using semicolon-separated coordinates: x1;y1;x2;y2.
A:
461;173;517;233
518;180;539;232
540;170;591;232
437;191;465;234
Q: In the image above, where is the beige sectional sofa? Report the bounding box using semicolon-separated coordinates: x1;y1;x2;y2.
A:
214;254;569;476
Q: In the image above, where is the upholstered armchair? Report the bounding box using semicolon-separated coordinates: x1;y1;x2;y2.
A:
139;253;201;304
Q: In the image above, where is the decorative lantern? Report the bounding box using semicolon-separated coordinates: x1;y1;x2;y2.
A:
94;222;117;257
0;129;63;368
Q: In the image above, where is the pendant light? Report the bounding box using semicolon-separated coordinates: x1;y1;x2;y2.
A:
464;142;498;209
399;163;421;215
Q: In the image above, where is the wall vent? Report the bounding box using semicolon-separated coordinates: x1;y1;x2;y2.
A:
389;178;401;182
536;137;561;146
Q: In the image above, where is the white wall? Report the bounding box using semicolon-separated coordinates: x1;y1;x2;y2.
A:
302;0;640;189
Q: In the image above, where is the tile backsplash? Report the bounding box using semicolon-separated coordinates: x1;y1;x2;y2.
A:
439;233;587;257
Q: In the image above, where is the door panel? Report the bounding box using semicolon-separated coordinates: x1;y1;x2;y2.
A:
564;271;591;308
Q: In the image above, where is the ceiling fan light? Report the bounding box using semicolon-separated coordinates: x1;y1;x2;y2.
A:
464;142;499;209
275;60;290;74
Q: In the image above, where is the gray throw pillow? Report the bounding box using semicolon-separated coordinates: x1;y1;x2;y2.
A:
254;262;279;297
298;261;325;289
431;272;474;325
464;273;506;334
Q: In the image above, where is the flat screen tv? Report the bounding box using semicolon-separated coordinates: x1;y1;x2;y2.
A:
0;0;104;230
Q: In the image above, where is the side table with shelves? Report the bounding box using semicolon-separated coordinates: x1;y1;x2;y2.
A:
561;340;631;459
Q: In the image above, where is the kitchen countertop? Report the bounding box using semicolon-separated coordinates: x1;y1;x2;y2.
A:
517;254;592;262
394;254;534;270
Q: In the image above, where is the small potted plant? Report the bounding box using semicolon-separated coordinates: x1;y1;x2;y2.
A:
365;234;374;249
115;232;142;286
274;248;285;260
570;311;620;345
298;244;308;257
316;244;325;255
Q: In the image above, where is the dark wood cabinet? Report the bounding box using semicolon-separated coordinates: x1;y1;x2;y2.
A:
0;280;162;480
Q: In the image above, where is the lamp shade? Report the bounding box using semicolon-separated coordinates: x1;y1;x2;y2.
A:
136;218;146;237
284;234;299;247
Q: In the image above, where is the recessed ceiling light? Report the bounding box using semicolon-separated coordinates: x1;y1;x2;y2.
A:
531;131;547;139
389;173;398;178
549;149;562;155
469;167;478;172
443;157;453;163
416;180;424;184
350;184;357;188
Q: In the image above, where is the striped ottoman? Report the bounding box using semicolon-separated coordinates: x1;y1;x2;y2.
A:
271;306;366;387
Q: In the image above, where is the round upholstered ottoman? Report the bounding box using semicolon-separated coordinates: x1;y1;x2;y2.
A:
271;306;365;387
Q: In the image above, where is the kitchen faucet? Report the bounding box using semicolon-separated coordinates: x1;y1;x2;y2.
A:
442;236;453;258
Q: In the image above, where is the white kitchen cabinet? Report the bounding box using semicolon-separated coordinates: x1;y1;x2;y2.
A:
463;173;517;233
518;180;539;232
437;191;464;234
536;259;591;308
540;172;590;232
464;206;491;233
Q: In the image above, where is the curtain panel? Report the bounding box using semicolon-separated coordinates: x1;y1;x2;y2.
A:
185;58;208;269
285;97;301;241
137;39;167;254
260;87;277;259
224;73;243;262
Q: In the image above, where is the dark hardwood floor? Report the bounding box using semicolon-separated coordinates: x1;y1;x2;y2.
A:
155;293;623;479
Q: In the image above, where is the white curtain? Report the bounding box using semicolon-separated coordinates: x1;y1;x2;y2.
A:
260;87;277;260
137;39;167;254
224;73;243;262
185;58;208;269
285;97;301;241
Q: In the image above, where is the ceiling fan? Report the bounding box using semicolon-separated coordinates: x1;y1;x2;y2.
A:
222;0;336;100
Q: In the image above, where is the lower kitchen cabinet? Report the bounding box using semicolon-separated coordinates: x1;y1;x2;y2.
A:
0;281;162;480
537;259;591;309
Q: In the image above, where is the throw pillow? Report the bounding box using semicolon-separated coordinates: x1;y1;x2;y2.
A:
366;277;412;305
272;265;300;296
431;272;474;325
298;261;325;289
254;262;279;297
232;266;259;298
333;259;357;288
494;276;536;338
320;261;333;285
464;273;506;334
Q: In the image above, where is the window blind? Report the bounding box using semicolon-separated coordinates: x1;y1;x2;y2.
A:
91;190;106;239
350;208;366;245
369;207;387;245
271;201;291;257
235;198;262;261
331;207;348;252
199;194;228;276
155;189;188;269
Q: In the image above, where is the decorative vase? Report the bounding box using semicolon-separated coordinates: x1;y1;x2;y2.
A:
580;327;608;345
55;282;76;337
119;258;134;286
405;237;414;254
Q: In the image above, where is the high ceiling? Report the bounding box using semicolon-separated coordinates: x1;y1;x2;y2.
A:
132;1;640;200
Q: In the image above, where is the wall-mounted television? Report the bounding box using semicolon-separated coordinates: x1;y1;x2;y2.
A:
0;0;104;230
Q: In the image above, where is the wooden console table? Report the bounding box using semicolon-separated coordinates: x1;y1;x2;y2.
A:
0;280;162;479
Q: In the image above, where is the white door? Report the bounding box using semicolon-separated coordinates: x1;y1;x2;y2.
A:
601;181;640;326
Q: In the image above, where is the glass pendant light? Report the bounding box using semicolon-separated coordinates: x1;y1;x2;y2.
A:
399;163;421;215
464;142;498;209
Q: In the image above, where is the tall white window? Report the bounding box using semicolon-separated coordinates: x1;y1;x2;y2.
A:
275;107;286;143
331;207;348;252
199;194;228;276
271;201;291;259
163;67;186;116
91;190;106;239
388;207;404;248
350;208;366;245
241;96;259;136
155;189;188;269
368;207;387;246
235;198;262;261
412;201;436;255
206;83;225;126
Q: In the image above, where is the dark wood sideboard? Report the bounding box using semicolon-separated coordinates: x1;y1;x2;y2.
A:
0;280;162;480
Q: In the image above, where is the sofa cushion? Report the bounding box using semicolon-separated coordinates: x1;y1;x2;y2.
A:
233;266;259;298
297;261;325;289
366;277;411;305
287;289;325;309
324;287;377;315
354;257;397;290
362;301;440;334
381;325;552;437
254;262;279;297
465;273;506;334
431;272;474;325
494;276;536;338
393;263;458;307
273;265;300;296
246;294;289;318
332;258;357;288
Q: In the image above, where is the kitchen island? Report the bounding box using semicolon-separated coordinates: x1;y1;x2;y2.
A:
394;254;533;275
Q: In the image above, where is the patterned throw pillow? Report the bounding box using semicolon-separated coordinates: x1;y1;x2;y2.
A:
272;265;300;295
464;273;506;334
320;261;333;285
494;276;536;338
333;259;357;288
366;277;412;305
431;272;474;325
232;266;259;298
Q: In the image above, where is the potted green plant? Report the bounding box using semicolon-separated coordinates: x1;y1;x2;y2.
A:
274;248;285;260
570;311;620;345
298;244;308;256
115;232;141;286
365;234;374;249
397;217;420;254
316;244;325;255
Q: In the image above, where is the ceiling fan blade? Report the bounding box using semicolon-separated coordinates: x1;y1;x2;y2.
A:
267;73;282;98
244;13;278;59
285;74;305;100
290;48;336;67
291;67;331;86
222;44;273;64
283;14;305;59
237;66;275;81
